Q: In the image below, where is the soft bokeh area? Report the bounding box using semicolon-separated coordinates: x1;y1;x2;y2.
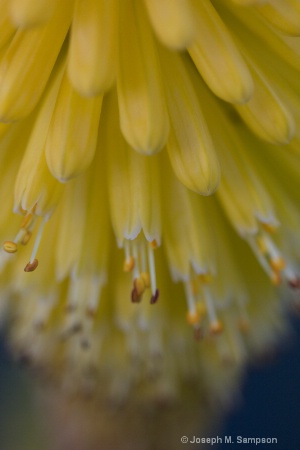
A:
0;336;48;450
1;316;300;450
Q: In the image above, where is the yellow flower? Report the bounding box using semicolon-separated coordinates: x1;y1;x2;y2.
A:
0;0;300;447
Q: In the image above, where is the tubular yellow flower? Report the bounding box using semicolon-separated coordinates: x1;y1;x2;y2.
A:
0;0;299;448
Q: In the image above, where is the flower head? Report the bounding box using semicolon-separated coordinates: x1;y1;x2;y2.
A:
0;0;300;447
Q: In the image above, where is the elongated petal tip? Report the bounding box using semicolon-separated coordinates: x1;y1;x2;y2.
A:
169;147;221;196
45;73;103;182
257;1;300;36
10;0;56;27
189;0;254;105
145;0;196;50
236;66;296;145
117;0;169;155
67;0;117;97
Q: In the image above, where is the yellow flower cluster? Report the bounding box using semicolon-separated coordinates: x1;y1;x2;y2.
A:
0;0;300;444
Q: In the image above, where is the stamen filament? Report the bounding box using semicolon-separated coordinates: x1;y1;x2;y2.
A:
147;242;157;296
29;218;46;264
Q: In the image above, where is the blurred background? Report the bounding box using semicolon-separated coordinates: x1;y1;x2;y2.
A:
0;316;299;450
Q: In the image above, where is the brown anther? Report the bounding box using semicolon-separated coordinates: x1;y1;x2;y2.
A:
150;239;158;249
131;278;146;303
86;307;97;318
194;326;204;341
150;288;159;304
81;339;90;350
131;287;142;303
209;320;223;336
238;319;250;334
3;241;18;253
21;230;32;246
123;256;135;272
24;258;39;272
65;303;77;313
288;277;300;289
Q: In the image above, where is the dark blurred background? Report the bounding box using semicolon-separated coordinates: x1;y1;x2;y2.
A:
219;315;300;450
0;317;299;450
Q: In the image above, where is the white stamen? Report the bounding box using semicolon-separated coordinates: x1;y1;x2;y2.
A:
132;240;140;279
184;281;197;316
124;239;130;261
29;218;46;264
203;286;218;325
86;275;106;314
148;244;157;296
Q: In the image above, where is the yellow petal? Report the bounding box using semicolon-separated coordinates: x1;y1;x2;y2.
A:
230;0;264;5
193;78;276;235
9;0;60;27
161;51;220;195
0;0;16;49
75;145;110;277
14;63;64;217
188;0;253;104
161;155;215;280
220;0;300;73
144;0;196;49
0;121;31;237
45;70;103;182
235;62;295;144
257;0;300;36
68;0;117;96
0;1;72;121
54;177;86;281
102;91;161;246
117;0;169;155
217;3;298;145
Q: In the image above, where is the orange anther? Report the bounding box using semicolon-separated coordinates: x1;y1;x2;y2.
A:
270;257;285;272
140;272;150;288
261;222;277;234
123;256;135;272
209;320;223;336
198;273;213;284
271;271;281;286
150;239;158;249
3;241;17;253
21;231;32;246
186;311;200;326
